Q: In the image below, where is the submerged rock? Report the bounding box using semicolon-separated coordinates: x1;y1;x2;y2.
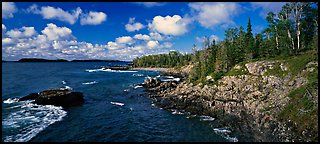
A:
19;89;84;107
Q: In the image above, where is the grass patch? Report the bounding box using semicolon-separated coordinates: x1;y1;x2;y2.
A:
263;62;289;78
225;62;249;76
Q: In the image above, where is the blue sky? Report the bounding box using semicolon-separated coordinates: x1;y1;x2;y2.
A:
2;2;286;61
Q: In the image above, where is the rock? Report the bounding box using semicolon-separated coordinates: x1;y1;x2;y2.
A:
19;89;84;107
18;92;39;101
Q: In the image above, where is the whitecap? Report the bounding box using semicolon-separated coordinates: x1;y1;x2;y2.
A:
110;101;124;106
132;74;144;77
3;98;19;104
161;78;180;82
62;81;67;85
212;128;238;142
60;86;73;90
2;102;67;142
134;85;143;89
123;89;129;92
82;81;98;85
171;109;184;115
86;68;137;73
199;115;215;121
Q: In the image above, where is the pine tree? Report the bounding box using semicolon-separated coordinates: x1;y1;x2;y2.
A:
245;18;254;60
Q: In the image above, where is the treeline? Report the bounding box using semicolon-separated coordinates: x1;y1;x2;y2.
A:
133;2;318;84
133;51;192;68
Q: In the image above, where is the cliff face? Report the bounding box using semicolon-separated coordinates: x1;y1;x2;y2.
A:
143;59;318;142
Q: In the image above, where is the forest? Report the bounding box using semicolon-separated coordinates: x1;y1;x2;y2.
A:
133;2;318;84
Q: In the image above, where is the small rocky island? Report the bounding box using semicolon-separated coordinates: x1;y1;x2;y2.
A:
19;89;84;107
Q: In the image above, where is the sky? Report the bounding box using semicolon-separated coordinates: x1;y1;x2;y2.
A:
2;2;286;61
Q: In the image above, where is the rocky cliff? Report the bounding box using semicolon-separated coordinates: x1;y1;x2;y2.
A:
143;57;318;142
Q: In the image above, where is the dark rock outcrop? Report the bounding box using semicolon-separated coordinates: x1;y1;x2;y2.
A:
19;89;84;107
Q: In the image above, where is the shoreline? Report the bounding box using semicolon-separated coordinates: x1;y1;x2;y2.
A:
130;67;174;72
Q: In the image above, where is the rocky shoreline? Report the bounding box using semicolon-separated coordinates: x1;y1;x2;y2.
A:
140;60;318;142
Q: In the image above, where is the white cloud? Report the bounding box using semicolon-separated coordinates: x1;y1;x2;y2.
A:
2;24;6;36
41;23;74;41
250;2;286;18
80;11;107;25
133;34;150;41
189;2;240;28
115;36;134;44
148;15;191;36
6;27;37;38
134;2;165;8
196;35;220;44
2;38;14;45
2;2;17;19
2;23;174;61
107;41;119;50
125;17;145;32
2;24;6;30
38;6;82;24
149;32;164;41
146;40;159;49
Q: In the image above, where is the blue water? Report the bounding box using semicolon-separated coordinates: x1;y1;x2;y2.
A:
2;62;236;142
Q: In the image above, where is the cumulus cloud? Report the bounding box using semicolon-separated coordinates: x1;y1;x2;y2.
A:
146;40;159;49
26;4;107;25
115;36;134;44
80;11;107;25
2;23;174;61
134;2;165;8
34;6;82;24
196;35;220;44
148;15;191;36
2;2;17;19
125;17;145;32
133;34;150;41
189;2;240;28
41;23;74;41
250;2;286;18
6;27;37;38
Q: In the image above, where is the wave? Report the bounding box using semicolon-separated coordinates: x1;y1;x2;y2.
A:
85;68;137;73
199;115;215;121
2;101;67;142
134;85;143;89
62;81;67;85
132;74;144;77
171;109;184;115
161;78;180;82
212;128;238;142
60;86;73;90
82;81;98;85
3;98;19;104
110;101;124;106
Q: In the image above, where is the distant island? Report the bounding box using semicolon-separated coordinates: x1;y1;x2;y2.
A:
2;58;126;62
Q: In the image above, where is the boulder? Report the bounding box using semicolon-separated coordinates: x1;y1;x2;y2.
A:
19;89;84;107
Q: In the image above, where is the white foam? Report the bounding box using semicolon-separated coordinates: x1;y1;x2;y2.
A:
134;85;143;89
132;74;144;77
3;101;67;142
212;128;238;142
60;86;73;90
82;81;98;85
86;68;137;73
171;109;184;115
110;101;124;106
161;78;180;82
3;98;19;104
62;81;67;85
199;115;215;121
123;89;129;92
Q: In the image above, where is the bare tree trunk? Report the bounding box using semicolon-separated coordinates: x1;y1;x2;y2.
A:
275;26;279;50
294;3;303;50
